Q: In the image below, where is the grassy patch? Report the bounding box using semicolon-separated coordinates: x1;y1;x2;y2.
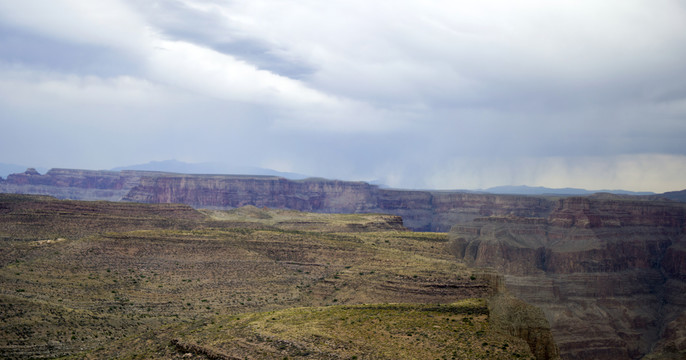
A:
169;300;533;359
0;197;512;359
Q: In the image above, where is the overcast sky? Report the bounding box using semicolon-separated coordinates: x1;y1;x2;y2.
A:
1;0;685;192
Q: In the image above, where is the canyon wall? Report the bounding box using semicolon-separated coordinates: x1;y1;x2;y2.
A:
0;168;148;202
0;169;556;231
125;175;557;231
3;168;686;358
449;196;686;359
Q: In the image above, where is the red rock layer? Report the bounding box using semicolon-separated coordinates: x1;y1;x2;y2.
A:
449;197;686;359
1;169;558;231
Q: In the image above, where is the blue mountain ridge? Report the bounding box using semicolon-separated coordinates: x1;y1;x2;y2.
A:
110;159;309;180
482;185;655;196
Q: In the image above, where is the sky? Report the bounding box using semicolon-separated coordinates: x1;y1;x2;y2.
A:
1;0;685;192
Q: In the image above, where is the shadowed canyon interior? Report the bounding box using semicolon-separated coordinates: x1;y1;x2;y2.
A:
1;168;685;359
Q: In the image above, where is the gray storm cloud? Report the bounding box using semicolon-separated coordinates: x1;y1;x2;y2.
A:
0;0;685;192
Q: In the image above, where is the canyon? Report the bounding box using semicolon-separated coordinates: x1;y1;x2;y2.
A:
1;168;555;231
449;196;686;359
1;167;686;359
0;194;554;359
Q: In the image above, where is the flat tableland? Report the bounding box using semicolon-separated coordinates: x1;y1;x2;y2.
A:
0;195;533;359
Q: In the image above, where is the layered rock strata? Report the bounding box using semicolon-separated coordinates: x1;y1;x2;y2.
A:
122;174;559;231
1;169;556;231
0;168;149;202
3;168;685;358
489;292;561;360
449;196;686;359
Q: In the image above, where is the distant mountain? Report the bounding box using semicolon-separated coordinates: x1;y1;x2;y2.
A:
483;185;655;196
0;163;48;179
111;160;308;180
661;189;686;202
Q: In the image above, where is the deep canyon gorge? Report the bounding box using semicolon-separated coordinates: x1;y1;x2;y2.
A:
2;168;685;359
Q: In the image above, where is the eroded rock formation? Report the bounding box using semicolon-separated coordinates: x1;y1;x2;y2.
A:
0;168;556;231
489;292;561;360
449;196;686;359
0;168;147;202
3;168;686;358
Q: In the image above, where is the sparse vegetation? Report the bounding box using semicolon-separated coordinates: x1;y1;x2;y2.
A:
0;195;534;359
163;300;532;359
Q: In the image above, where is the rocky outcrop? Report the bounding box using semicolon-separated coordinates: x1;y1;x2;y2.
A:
123;175;378;212
0;168;150;202
449;197;686;359
4;168;685;358
1;168;557;231
489;293;561;360
122;174;559;231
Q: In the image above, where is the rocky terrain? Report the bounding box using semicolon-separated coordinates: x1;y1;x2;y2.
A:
0;194;557;359
1;168;556;231
0;168;148;202
2;167;686;359
449;195;686;359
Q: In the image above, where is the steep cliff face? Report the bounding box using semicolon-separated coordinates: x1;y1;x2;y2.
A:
429;192;556;231
4;168;684;358
449;196;686;359
0;168;147;201
122;174;558;231
1;168;557;231
489;293;561;360
123;175;379;213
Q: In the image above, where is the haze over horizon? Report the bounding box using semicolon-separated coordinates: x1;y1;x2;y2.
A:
1;1;685;193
